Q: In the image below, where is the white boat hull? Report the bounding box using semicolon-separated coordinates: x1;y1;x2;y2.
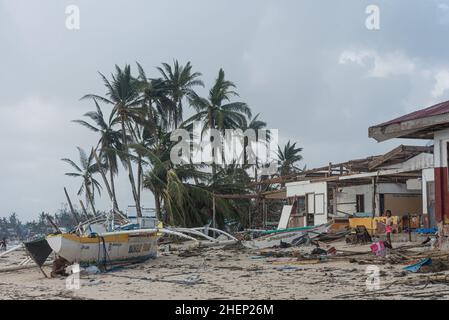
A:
46;229;159;265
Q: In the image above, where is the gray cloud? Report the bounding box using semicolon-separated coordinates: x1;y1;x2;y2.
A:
1;0;448;220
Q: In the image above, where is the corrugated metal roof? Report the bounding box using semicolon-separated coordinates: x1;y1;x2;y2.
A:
379;99;449;126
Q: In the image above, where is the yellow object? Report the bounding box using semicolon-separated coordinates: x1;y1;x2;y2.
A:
349;216;400;235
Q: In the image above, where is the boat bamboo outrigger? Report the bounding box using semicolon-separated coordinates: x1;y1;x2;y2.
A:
23;207;238;268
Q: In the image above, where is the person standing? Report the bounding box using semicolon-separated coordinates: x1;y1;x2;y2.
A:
0;237;6;251
385;210;393;247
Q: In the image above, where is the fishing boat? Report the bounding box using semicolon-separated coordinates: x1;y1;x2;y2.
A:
42;208;160;266
31;207;237;267
46;228;160;266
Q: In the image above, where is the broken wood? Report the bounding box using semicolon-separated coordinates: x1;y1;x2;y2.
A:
64;187;81;224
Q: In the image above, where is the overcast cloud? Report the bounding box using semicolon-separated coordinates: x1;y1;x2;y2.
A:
1;0;449;220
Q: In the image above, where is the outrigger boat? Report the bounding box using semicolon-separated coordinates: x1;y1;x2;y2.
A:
24;208;238;268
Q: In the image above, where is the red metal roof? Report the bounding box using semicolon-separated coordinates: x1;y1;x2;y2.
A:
379;99;449;127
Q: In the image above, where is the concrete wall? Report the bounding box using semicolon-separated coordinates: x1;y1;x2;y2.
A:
335;183;420;217
422;168;435;215
434;129;449;223
286;181;328;225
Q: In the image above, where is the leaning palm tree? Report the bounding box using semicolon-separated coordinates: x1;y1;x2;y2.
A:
277;141;303;177
72;100;123;210
157;60;204;129
82;64;143;217
62;147;102;216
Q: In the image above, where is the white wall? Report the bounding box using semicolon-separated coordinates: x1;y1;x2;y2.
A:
422;168;435;215
335;183;421;217
286;180;328;225
434;128;449;168
381;152;434;171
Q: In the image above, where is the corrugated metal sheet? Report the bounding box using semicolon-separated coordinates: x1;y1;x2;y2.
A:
378;99;449;126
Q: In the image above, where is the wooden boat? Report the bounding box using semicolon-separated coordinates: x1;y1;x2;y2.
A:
46;228;159;266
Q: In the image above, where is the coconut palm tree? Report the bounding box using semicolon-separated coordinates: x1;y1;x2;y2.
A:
72;99;123;210
186;68;252;133
136;62;172;132
277;141;303;177
62;147;102;216
185;68;252;178
157;60;204;129
240;113;269;182
82;64;143;217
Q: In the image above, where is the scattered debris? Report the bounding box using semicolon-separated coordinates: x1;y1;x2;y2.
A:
345;226;372;245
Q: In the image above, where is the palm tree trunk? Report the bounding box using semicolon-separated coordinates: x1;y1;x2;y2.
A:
154;191;161;221
93;150;118;211
137;154;142;207
120;114;142;217
109;160;118;210
85;182;97;217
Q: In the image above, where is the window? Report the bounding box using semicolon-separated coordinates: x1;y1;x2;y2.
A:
296;196;306;215
315;193;325;215
356;194;365;213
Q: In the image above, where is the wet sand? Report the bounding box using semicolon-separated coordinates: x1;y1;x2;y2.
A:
1;241;449;300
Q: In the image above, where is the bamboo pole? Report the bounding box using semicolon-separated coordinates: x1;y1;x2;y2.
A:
0;244;22;257
0;262;52;273
64;187;80;224
79;200;90;220
46;215;61;234
212;194;216;238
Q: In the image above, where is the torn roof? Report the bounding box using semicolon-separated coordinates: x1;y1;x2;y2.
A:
256;144;433;186
369;100;449;142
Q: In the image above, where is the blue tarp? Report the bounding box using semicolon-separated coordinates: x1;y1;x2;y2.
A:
403;258;432;273
415;228;437;234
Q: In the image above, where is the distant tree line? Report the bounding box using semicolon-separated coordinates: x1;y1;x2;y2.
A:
0;205;79;240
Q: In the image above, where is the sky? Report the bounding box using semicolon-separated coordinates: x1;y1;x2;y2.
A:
1;0;449;221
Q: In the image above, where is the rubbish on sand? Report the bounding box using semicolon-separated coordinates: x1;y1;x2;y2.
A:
243;222;332;249
370;241;386;257
273;266;300;271
403;258;432;273
311;247;327;255
0;244;22;258
345;226;372;245
82;265;101;275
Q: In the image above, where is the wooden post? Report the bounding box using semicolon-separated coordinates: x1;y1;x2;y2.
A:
263;198;267;229
212;194;216;238
248;205;252;229
332;186;337;216
64;187;80;224
372;177;377;218
46;215;61;234
79;200;90;220
408;213;412;242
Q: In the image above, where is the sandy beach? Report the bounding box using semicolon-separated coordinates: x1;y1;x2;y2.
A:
1;240;449;300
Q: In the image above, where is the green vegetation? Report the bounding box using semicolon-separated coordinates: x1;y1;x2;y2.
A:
58;60;305;228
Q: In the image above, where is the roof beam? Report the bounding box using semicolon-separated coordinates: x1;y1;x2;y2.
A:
368;113;449;142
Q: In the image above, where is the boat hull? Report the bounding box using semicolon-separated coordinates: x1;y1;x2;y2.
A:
46;230;159;265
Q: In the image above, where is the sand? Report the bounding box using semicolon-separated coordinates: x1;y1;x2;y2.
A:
1;241;449;300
